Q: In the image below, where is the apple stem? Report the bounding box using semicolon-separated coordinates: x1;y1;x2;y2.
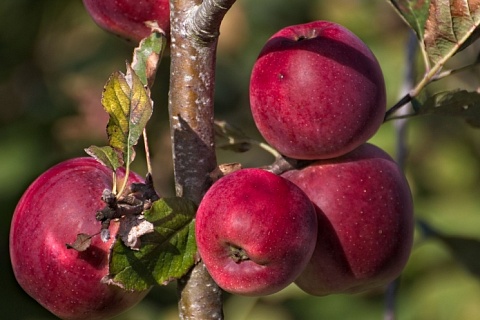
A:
255;141;281;158
143;129;153;175
117;166;130;198
111;172;118;195
263;156;314;175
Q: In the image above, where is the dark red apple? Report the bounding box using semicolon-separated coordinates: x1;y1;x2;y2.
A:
282;143;414;295
249;21;386;160
82;0;170;43
9;157;149;320
195;168;318;296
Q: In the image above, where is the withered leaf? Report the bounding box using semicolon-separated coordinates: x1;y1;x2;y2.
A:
66;233;92;252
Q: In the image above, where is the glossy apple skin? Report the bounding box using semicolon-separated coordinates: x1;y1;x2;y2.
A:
250;21;386;160
282;144;414;295
82;0;170;43
10;158;149;320
195;168;318;296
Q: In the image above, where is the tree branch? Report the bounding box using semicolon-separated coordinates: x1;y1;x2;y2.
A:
384;93;413;122
168;0;236;318
394;31;417;170
190;0;237;44
384;30;418;320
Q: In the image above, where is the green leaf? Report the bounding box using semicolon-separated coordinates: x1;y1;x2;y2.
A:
439;235;480;278
84;145;123;171
106;197;198;291
390;0;480;65
418;220;480;278
389;0;430;42
131;30;167;88
413;89;480;126
102;65;153;166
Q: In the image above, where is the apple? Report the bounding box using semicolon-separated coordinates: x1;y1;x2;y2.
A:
82;0;170;43
282;143;414;295
249;21;386;160
195;168;318;296
9;157;149;320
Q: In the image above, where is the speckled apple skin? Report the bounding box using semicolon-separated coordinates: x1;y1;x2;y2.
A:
10;157;149;320
282;144;414;295
250;21;386;160
83;0;170;43
195;168;318;296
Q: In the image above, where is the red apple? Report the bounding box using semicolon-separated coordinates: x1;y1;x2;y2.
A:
195;168;318;296
249;21;386;160
82;0;170;43
9;157;149;320
282;144;414;295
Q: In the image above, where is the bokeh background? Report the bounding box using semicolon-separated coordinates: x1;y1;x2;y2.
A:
1;0;480;319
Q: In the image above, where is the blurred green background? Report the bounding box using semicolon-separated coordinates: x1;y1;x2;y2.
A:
2;0;480;319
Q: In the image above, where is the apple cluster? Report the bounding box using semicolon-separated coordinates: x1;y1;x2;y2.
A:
8;7;415;319
196;21;414;296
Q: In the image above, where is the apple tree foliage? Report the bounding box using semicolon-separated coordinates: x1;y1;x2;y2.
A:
94;0;480;291
6;0;480;319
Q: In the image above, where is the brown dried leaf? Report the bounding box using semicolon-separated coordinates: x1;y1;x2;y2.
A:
390;0;480;67
66;233;92;252
424;0;480;64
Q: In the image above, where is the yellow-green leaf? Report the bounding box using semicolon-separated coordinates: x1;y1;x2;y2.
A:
101;64;153;166
84;145;123;171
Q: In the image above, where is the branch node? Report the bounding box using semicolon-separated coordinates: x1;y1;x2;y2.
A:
189;0;237;45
